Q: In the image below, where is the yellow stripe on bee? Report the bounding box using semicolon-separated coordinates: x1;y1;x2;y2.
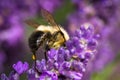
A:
32;54;36;60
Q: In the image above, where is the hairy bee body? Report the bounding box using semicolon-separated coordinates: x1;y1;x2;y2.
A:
28;30;50;54
29;25;69;54
27;8;69;61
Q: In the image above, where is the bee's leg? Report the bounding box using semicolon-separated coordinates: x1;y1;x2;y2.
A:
31;50;40;74
28;31;43;74
44;51;49;61
37;32;52;61
29;31;51;74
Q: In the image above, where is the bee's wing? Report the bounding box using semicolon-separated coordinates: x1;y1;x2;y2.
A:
25;19;40;28
41;8;60;30
41;8;66;42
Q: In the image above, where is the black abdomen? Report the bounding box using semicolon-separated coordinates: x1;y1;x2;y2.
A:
28;31;44;53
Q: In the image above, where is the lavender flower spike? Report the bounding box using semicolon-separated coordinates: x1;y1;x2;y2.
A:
34;23;98;80
1;71;19;80
13;61;29;74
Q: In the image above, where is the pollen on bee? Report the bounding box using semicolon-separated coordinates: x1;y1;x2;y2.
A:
32;54;36;60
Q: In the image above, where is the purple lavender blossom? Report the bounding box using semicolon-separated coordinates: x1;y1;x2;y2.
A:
1;61;28;80
13;61;29;74
67;0;120;80
1;71;19;80
27;68;39;80
39;71;58;80
1;74;9;80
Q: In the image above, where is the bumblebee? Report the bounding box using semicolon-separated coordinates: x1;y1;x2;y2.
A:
26;8;69;61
